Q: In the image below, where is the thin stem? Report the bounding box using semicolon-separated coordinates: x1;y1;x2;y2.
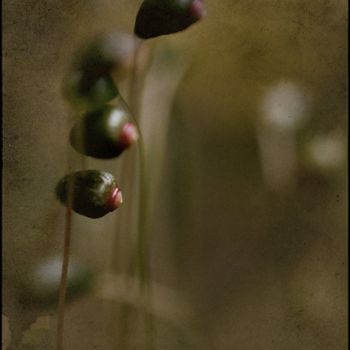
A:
136;137;155;350
135;133;149;285
129;39;143;120
111;40;144;348
57;109;77;350
112;152;135;349
121;37;155;349
57;206;72;350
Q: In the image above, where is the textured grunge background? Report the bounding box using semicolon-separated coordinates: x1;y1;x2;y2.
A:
3;1;347;349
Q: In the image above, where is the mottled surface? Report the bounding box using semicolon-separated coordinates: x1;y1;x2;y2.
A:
3;0;347;349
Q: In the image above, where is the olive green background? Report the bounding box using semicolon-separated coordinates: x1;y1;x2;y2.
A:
2;1;347;349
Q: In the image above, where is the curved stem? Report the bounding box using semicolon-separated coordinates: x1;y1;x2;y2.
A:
136;137;155;350
106;37;155;349
57;110;78;350
57;206;72;350
129;39;143;120
121;37;155;349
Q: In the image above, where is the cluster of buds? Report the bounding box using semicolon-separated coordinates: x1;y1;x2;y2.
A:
56;0;205;219
57;33;140;218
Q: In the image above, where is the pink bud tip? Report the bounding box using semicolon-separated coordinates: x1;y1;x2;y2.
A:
191;0;206;20
107;187;123;211
119;122;139;147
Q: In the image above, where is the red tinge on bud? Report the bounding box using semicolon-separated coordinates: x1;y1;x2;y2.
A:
191;0;206;20
107;187;123;211
56;170;122;218
119;122;139;147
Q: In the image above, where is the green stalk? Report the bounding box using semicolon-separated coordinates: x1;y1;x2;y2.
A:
135;131;155;350
103;37;155;349
56;206;72;350
120;93;155;349
123;38;155;349
56;146;76;350
57;110;86;350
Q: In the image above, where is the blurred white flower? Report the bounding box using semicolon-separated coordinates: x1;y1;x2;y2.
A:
304;131;346;172
257;80;310;192
36;256;78;288
260;80;309;131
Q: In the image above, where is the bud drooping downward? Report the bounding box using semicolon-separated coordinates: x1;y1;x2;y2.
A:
55;170;122;218
134;0;206;39
70;105;139;159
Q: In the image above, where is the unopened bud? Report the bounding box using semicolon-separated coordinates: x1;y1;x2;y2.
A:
76;32;139;79
55;170;122;218
63;71;118;112
134;0;206;39
70;105;139;159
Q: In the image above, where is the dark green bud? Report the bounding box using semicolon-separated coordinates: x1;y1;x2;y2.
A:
55;170;123;219
70;105;139;159
134;0;206;39
62;70;119;112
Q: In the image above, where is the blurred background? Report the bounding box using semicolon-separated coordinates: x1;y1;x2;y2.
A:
2;1;347;349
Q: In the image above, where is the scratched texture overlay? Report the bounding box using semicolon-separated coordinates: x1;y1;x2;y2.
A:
2;1;347;350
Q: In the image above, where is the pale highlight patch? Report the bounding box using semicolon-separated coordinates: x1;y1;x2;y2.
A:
2;315;11;350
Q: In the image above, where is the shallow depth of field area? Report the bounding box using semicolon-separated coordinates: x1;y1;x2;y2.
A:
2;1;347;349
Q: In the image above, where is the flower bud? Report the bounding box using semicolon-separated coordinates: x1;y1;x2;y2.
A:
134;0;206;39
62;70;119;112
70;105;139;159
76;32;138;80
55;170;123;218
